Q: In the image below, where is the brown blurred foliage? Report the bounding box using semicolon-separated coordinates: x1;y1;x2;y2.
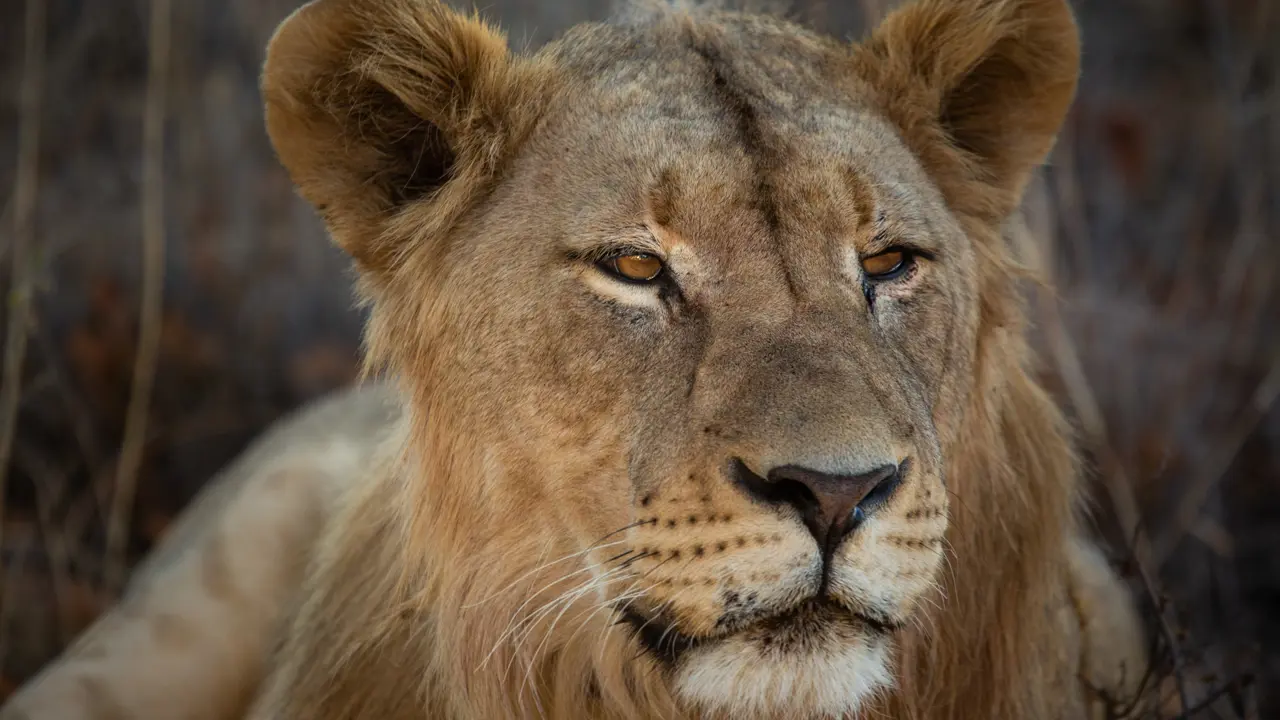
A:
0;0;1276;716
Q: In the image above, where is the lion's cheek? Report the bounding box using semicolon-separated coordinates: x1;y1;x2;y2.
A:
470;407;634;549
827;508;950;621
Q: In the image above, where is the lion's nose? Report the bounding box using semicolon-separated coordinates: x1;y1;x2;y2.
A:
730;459;902;552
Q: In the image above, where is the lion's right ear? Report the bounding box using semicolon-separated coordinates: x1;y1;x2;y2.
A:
852;0;1080;226
262;0;548;276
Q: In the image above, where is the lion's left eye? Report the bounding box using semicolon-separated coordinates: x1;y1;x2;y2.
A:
599;253;665;283
860;248;913;281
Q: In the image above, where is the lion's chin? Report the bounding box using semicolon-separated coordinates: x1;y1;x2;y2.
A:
671;626;893;719
631;602;896;719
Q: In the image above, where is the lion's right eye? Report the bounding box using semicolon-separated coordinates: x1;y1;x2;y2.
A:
598;253;665;284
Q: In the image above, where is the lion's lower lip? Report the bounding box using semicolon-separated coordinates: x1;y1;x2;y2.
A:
620;598;902;665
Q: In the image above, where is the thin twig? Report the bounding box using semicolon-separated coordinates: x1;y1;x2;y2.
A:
0;0;46;637
1172;675;1256;719
34;326;104;472
13;447;76;645
1189;517;1235;559
104;0;172;595
1153;359;1280;566
0;533;33;665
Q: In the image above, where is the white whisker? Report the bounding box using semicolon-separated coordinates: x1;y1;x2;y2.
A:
463;537;630;609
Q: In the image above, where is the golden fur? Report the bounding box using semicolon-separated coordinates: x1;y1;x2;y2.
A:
1;1;1147;719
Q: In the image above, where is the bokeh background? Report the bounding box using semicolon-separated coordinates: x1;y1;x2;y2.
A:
0;0;1275;716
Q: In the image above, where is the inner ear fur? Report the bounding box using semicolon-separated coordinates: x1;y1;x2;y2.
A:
261;0;551;276
854;0;1081;224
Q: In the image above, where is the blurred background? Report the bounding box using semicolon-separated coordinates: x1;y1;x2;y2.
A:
0;0;1275;716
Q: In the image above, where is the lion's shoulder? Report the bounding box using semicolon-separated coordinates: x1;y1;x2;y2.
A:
0;385;403;720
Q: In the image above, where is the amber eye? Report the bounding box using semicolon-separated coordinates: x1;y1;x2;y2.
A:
860;249;910;280
602;253;665;283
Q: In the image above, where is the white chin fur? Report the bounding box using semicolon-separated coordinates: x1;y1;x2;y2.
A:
672;633;893;719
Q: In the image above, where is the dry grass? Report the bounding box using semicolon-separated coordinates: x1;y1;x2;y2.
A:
0;0;1275;715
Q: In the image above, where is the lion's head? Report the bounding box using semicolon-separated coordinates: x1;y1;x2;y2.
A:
261;0;1084;717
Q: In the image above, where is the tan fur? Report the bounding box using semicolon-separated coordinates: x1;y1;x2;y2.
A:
1;1;1147;719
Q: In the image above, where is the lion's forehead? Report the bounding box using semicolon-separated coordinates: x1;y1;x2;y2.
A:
521;17;949;256
549;21;868;150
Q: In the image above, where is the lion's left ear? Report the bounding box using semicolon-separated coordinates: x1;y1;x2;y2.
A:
853;0;1080;224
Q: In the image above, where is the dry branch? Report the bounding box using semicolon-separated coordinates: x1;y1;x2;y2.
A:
0;0;47;645
104;0;173;595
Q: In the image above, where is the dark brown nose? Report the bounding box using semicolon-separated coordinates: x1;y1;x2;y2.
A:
731;460;902;554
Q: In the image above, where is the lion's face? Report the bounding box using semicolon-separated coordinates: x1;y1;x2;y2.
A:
263;0;1079;716
430;32;965;713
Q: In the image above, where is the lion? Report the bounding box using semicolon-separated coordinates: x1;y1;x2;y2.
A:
0;0;1149;718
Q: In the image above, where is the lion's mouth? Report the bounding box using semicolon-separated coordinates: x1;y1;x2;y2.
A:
620;597;904;665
